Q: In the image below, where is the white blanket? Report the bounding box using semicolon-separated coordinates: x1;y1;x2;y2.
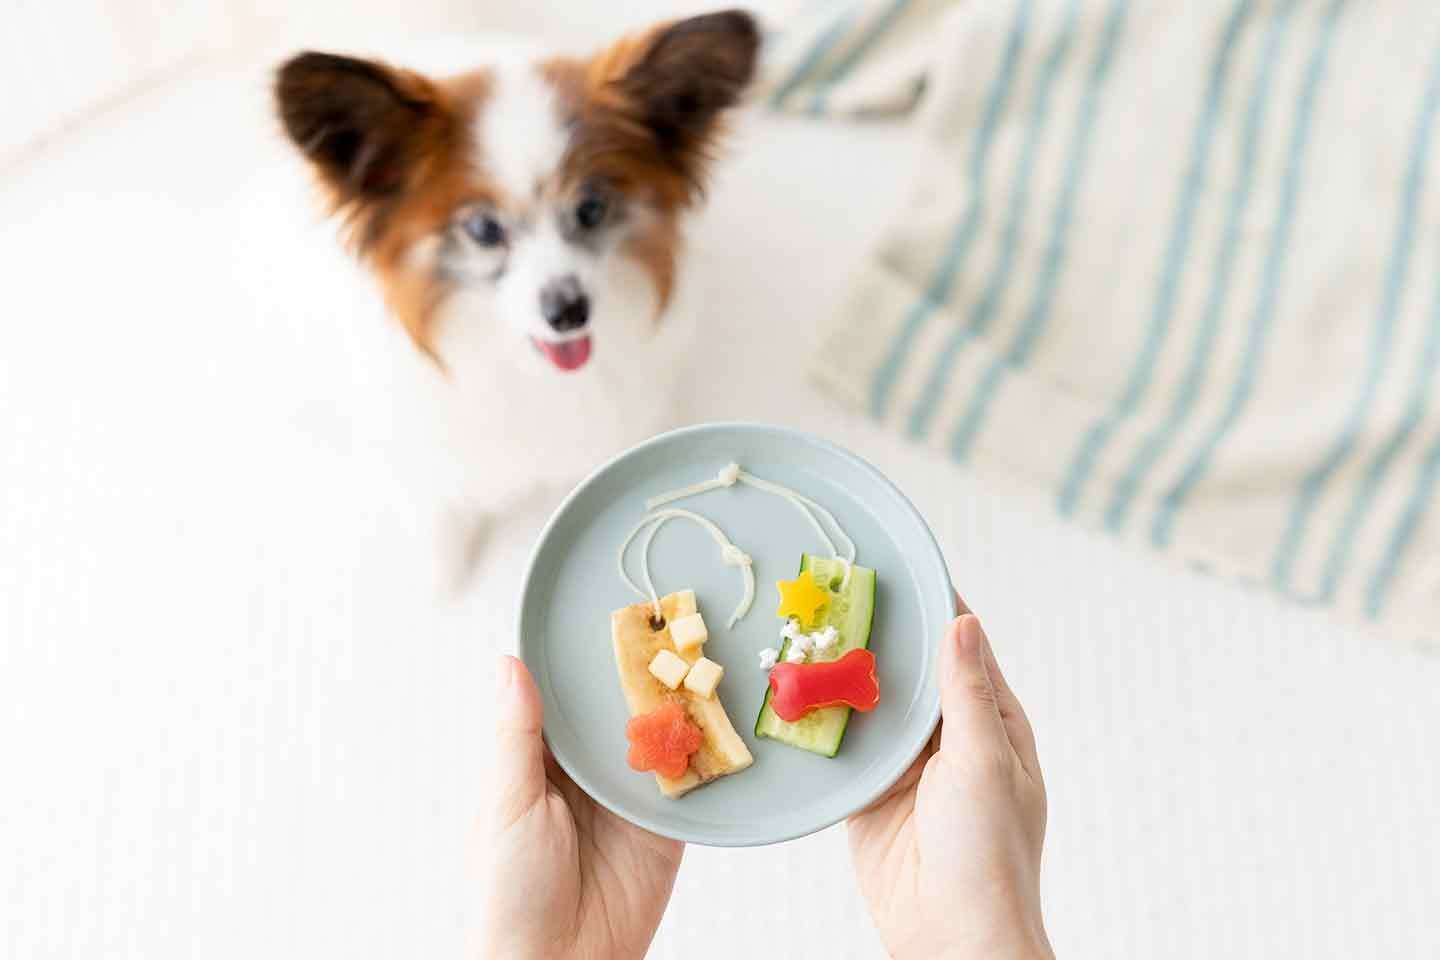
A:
767;0;1440;641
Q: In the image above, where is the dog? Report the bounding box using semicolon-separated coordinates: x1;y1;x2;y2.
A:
273;11;760;581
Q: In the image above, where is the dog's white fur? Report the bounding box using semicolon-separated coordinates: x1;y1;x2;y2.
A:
413;65;693;577
425;242;689;514
477;60;613;352
279;27;754;583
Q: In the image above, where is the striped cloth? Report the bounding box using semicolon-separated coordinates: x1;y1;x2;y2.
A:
765;0;1440;640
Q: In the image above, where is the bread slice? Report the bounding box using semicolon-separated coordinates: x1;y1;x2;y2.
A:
611;590;754;797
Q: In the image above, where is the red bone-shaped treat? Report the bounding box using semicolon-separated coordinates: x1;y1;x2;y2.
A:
766;648;880;723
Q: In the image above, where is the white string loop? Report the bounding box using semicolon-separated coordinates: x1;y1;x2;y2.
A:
644;462;857;589
617;508;756;627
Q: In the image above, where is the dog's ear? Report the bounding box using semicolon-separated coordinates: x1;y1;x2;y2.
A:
274;52;449;204
612;10;760;166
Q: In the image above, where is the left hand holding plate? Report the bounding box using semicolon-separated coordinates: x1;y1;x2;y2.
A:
476;656;683;960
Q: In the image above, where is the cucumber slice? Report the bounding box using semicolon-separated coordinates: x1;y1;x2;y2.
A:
754;555;876;757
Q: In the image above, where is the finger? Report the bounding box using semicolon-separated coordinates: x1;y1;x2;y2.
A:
851;744;928;823
952;588;973;617
494;655;547;827
938;615;1009;758
542;741;568;785
978;628;1042;785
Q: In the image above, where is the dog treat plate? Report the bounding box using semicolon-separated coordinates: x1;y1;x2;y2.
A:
517;422;954;846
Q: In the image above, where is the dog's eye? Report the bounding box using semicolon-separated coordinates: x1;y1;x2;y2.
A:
463;212;506;247
575;195;608;231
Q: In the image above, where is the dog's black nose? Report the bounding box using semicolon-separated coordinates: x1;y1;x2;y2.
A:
540;276;590;333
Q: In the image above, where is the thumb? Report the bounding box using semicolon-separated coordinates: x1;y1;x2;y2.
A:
493;655;547;828
938;615;1009;758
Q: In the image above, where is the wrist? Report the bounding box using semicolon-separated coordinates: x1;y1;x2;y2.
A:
966;915;1053;960
893;915;1053;960
474;933;573;960
964;926;1053;960
916;935;1051;960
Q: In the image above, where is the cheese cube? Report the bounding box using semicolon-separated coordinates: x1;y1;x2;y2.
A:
669;612;708;653
648;649;690;690
683;657;725;699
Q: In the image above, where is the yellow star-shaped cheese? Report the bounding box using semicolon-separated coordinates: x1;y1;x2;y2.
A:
775;573;830;627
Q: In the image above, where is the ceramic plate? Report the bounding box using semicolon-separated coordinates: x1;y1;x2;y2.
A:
517;422;954;846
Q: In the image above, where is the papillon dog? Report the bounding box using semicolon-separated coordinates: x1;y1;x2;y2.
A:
273;10;759;578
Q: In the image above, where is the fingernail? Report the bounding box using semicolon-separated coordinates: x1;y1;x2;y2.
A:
497;656;517;697
941;617;965;687
957;615;983;656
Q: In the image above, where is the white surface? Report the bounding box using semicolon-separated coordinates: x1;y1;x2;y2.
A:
0;0;542;167
2;32;1439;960
2;0;242;165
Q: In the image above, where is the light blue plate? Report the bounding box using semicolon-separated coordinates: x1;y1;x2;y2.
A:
518;422;954;846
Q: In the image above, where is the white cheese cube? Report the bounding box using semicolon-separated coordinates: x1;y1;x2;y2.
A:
784;645;807;664
669;612;708;653
648;649;690;690
758;647;779;670
683;657;725;698
792;632;814;653
781;621;802;641
813;626;838;650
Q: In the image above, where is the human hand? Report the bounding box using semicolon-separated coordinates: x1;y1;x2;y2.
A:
847;598;1051;959
475;656;684;960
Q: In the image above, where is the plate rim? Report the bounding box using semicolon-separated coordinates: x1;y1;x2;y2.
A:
517;420;955;847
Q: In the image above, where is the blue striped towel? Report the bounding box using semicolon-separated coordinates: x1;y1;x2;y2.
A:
765;0;1440;640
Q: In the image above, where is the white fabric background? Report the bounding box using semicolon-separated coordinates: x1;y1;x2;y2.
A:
2;3;1438;958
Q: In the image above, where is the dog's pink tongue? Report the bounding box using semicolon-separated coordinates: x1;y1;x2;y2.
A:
534;335;592;372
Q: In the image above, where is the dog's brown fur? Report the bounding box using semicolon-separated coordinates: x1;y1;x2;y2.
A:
275;11;758;356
